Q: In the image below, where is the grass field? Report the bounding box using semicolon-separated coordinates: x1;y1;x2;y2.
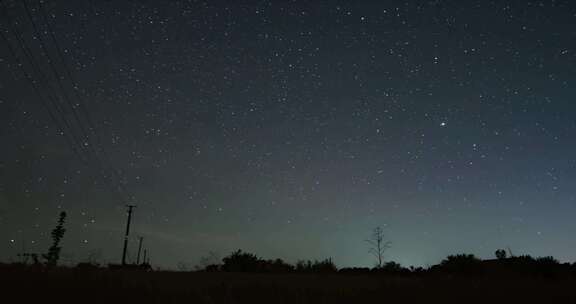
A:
2;264;576;303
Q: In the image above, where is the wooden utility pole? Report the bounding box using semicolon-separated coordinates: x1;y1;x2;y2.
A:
136;236;143;264
121;205;136;266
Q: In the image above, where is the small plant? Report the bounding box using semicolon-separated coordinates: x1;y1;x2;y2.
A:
495;249;507;260
43;211;67;266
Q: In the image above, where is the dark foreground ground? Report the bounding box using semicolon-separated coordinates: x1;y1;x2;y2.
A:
2;265;576;303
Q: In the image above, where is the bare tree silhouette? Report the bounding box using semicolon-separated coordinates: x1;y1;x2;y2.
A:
366;226;391;268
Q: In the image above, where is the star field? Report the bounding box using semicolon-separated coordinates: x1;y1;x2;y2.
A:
1;0;576;268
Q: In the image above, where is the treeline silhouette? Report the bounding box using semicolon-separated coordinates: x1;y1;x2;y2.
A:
202;250;338;274
5;211;573;279
9;240;574;279
6;248;575;279
4;249;576;303
188;249;575;278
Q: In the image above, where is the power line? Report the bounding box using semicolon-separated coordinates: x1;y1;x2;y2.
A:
22;0;132;201
1;0;128;204
1;27;125;203
0;11;88;163
21;0;93;148
35;0;132;201
29;0;132;202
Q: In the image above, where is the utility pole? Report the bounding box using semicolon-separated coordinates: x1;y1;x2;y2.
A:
136;236;143;264
121;205;136;266
143;249;148;264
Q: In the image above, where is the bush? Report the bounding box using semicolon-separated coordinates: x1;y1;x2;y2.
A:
220;250;296;273
435;254;484;276
295;258;337;274
221;250;261;272
495;249;507;260
378;261;407;274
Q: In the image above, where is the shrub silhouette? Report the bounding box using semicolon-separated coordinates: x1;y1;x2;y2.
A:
220;250;296;273
200;248;571;278
535;256;559;266
339;262;410;275
503;255;563;277
204;264;221;272
495;249;507;260
43;211;67;266
338;267;371;275
266;258;295;273
378;261;407;274
221;250;261;272
435;254;483;276
197;251;220;270
295;258;337;273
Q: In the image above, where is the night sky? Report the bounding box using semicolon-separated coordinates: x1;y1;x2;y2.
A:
1;0;576;269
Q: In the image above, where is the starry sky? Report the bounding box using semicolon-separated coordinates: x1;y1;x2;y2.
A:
1;0;576;269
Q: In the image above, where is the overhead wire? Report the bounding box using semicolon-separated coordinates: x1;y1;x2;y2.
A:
35;0;133;201
0;1;88;163
21;0;130;203
1;0;130;204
